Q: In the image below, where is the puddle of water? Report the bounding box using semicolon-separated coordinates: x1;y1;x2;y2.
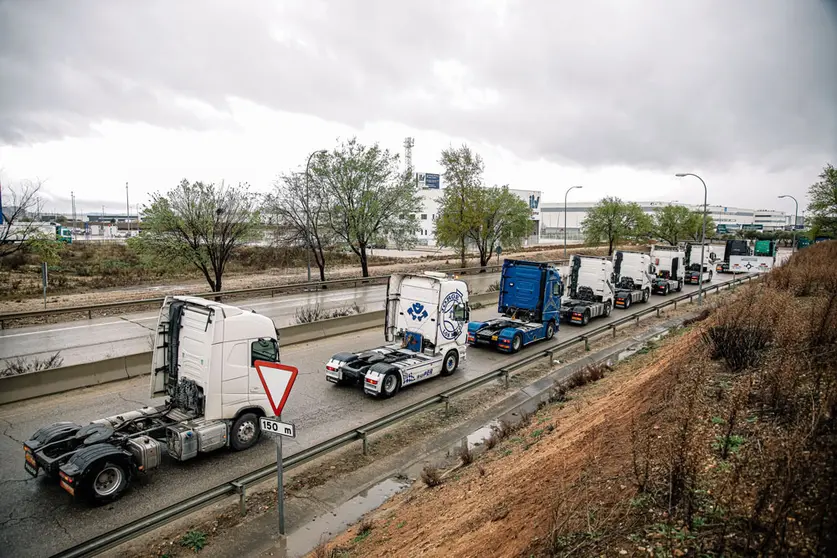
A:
286;477;408;558
464;421;500;450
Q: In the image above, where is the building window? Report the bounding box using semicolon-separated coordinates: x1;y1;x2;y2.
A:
421;214;427;220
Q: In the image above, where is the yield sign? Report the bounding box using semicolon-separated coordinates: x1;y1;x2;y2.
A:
254;361;299;416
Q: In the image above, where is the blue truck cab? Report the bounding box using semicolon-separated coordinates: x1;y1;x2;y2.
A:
467;259;563;353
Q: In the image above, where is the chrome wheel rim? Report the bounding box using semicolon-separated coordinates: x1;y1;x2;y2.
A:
94;466;122;497
384;374;398;393
446;355;456;371
238;421;256;443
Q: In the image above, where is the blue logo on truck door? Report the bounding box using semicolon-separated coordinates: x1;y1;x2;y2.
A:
407;303;428;321
440;290;465;340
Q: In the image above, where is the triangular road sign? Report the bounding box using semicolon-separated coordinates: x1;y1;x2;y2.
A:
254;361;299;417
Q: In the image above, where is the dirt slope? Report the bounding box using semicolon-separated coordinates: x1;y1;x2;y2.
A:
319;332;689;558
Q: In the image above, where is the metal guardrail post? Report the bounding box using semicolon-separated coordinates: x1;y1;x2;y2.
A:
611;324;616;338
635;314;640;325
358;430;368;456
87;309;92;320
673;300;678;310
656;307;661;318
502;370;509;389
441;394;450;417
232;482;247;516
583;336;590;351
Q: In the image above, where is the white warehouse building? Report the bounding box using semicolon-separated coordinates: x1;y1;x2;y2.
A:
540;201;788;239
415;185;542;247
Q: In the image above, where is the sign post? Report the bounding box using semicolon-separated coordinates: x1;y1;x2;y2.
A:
42;262;48;309
254;361;299;537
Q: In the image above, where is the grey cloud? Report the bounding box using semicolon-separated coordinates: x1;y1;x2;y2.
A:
0;0;835;172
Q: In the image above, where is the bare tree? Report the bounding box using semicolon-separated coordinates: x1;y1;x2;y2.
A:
314;138;420;277
0;178;47;259
133;179;261;292
266;171;334;281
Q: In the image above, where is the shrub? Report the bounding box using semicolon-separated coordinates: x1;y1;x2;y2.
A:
1;352;64;378
420;465;444;487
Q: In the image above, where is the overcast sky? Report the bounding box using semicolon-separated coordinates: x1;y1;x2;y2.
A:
1;0;835;215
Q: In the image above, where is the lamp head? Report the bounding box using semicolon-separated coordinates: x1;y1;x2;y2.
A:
675;173;687;177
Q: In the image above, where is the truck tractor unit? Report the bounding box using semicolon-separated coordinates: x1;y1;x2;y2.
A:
650;245;685;295
611;251;653;309
325;272;470;398
467;259;562;353
683;243;713;285
730;239;777;273
23;296;282;503
716;240;751;273
559;255;615;325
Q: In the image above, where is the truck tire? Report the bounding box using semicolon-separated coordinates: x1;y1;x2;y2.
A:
623;297;631;309
709;271;713;281
582;311;590;326
545;320;556;340
676;281;683;292
230;413;260;451
82;460;131;504
441;350;459;376
642;289;650;303
511;333;523;353
380;371;400;398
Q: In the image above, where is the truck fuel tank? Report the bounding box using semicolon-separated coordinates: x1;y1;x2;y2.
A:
126;436;162;471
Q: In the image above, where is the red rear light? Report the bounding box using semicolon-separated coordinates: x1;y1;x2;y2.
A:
366;378;378;385
326;365;337;372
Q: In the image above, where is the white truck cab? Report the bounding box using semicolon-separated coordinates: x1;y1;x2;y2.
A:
612;251;654;308
326;272;470;398
24;296;282;504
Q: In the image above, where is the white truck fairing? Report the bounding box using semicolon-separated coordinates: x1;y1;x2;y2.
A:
151;296;279;421
329;272;469;398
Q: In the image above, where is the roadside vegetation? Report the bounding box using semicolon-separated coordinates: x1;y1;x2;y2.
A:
317;241;837;557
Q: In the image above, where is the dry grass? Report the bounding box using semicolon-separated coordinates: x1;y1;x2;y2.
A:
1;352;64;377
420;465;444;488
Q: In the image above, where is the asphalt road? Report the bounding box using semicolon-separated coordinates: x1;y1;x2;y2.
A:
0;274;501;368
0;274;733;556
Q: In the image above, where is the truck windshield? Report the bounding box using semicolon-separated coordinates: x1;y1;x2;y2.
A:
251;339;279;365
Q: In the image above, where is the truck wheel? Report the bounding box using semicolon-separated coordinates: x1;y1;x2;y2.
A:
511;333;523;353
664;285;670;295
676;281;683;292
709;271;713;281
642;289;650;303
604;301;613;316
381;372;400;398
441;350;459;376
83;461;131;504
623;297;631;309
545;321;556;340
582;311;590;326
231;413;260;451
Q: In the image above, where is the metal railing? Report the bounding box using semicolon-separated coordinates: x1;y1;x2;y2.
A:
51;273;754;558
1;261;569;328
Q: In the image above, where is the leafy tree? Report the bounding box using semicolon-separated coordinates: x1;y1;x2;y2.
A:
653;205;692;245
0;178;46;259
464;186;532;268
807;163;837;238
435;145;485;266
133;179;261;292
683;211;716;242
581;197;652;255
313;138;419;277
266;169;333;281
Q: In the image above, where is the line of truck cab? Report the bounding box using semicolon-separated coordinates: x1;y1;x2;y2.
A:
559;255;614;325
325;272;470;398
612;251;654;309
467;259;562;353
650;245;685;295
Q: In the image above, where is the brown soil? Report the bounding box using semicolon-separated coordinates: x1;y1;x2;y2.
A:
318;331;685;558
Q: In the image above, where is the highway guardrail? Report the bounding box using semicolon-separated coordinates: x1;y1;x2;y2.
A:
50;274;755;558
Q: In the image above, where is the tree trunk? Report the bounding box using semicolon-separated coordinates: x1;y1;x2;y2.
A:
608;237;614;256
460;237;466;267
359;243;370;277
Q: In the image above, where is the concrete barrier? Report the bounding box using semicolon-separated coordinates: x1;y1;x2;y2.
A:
0;292;501;405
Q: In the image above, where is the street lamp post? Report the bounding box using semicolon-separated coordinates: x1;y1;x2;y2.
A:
778;195;798;253
305;150;328;282
563;185;583;259
675;173;708;306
